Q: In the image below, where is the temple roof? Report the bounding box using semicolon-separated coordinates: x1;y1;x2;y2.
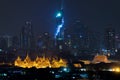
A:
92;55;109;63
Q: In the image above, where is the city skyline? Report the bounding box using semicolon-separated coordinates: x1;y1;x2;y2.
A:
0;1;120;80
0;0;120;36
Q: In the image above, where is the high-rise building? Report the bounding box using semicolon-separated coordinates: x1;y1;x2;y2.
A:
20;21;35;50
42;32;51;50
115;34;120;49
12;36;19;49
64;21;93;56
0;35;12;50
64;20;101;57
104;27;115;54
36;35;43;50
36;32;54;50
0;37;7;50
55;0;65;52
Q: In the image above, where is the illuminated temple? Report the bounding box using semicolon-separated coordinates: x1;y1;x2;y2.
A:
92;54;110;63
14;54;67;69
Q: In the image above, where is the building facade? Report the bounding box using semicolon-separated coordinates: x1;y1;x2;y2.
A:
104;27;115;54
20;21;35;50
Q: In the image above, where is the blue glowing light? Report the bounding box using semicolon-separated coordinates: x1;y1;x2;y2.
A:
55;10;64;38
55;24;63;38
62;67;70;73
56;12;62;18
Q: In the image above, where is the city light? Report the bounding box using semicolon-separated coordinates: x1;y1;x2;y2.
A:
62;67;70;73
55;24;63;38
56;12;62;18
112;67;120;72
55;18;64;38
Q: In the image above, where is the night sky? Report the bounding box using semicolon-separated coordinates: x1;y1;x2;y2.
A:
0;0;120;36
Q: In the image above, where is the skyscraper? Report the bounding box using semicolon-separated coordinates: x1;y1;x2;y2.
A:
0;35;12;50
20;21;35;50
12;36;19;49
64;20;91;56
104;27;115;54
36;32;54;53
55;0;65;52
115;34;120;49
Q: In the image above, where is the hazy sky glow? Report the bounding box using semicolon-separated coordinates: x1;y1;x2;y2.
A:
0;0;120;36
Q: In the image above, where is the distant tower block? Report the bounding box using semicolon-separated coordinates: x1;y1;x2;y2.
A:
20;21;35;50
